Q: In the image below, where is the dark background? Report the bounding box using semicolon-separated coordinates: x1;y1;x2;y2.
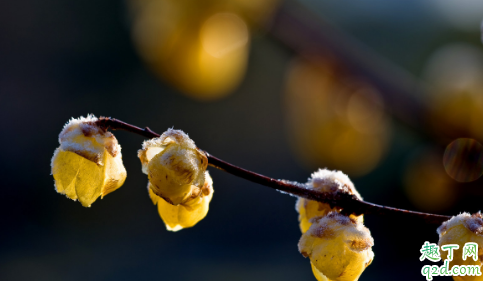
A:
1;0;483;280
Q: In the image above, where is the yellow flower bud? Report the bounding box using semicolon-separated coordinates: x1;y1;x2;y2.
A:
437;212;483;281
296;169;363;233
138;129;208;205
298;212;374;281
51;115;127;207
311;262;329;281
148;171;214;231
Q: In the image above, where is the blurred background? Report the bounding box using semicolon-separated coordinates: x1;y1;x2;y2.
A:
1;0;483;280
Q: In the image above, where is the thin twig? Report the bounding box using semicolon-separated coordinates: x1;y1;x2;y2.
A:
96;116;451;225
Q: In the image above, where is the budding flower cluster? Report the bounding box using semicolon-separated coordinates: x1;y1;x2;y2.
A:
51;116;377;280
51;115;127;207
298;212;374;281
438;212;483;281
138;129;213;231
296;169;372;281
296;169;363;233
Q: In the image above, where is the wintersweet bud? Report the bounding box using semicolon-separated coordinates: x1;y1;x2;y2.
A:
51;115;127;207
310;262;329;281
148;171;214;231
298;212;374;281
437;212;483;281
296;169;363;233
138;129;208;205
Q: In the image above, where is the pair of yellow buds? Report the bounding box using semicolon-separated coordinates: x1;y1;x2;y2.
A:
295;169;483;281
51;115;212;231
296;169;374;281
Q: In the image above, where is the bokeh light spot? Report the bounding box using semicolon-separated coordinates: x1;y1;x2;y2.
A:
283;58;390;176
404;151;455;212
347;88;384;134
130;3;250;100
426;0;483;31
200;13;248;58
423;43;483;140
443;138;483;182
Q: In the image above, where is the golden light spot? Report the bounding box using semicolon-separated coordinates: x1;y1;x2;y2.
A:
200;13;248;58
347;88;385;134
130;2;251;100
404;151;456;212
423;43;483;140
284;57;390;176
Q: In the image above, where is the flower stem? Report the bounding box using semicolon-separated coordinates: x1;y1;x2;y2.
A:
96;116;451;225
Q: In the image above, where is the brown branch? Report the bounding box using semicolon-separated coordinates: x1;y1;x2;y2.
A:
96;116;451;225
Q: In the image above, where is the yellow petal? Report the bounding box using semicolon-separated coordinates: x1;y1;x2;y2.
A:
296;198;312;233
100;151;127;198
148;172;213;231
148;184;160;205
52;148;126;207
156;186;212;231
52;148;78;201
311;262;329;281
311;234;371;281
299;213;374;281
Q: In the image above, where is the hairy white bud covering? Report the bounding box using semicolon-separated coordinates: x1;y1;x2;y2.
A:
51;115;126;207
296;168;362;233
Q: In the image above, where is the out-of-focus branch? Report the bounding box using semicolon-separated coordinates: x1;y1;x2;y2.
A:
96;116;451;224
265;1;449;141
